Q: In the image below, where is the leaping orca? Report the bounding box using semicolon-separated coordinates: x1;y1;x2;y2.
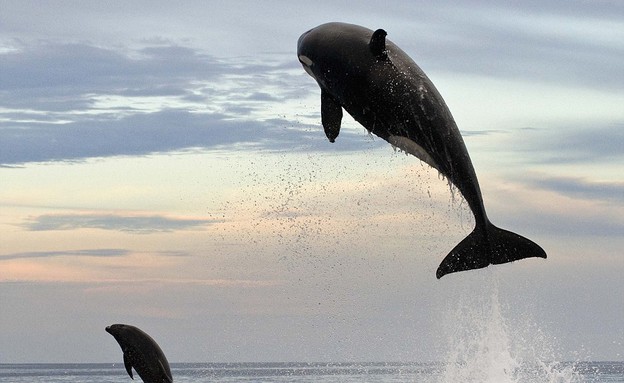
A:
297;22;547;278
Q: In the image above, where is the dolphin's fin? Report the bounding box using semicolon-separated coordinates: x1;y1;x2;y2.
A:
159;359;173;383
436;221;547;279
321;89;342;142
123;353;134;379
369;29;388;60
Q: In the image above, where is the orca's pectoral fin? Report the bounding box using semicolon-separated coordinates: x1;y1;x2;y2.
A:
123;353;134;379
321;89;342;143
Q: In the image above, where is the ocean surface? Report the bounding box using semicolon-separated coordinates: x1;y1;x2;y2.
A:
1;361;623;383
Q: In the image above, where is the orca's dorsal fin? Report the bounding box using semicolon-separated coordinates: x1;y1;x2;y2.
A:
369;29;388;60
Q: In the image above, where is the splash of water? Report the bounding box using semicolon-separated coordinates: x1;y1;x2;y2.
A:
438;273;582;383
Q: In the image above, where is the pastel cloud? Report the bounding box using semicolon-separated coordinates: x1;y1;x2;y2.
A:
0;248;129;260
23;213;220;233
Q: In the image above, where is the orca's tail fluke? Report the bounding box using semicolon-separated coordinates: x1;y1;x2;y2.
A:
436;222;547;279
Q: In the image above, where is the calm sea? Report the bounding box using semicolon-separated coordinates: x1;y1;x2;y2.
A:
0;362;622;383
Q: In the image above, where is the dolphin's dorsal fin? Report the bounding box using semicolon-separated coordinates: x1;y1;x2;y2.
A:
123;352;134;379
369;29;388;60
321;89;343;142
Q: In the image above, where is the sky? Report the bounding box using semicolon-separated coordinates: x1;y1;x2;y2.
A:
1;0;623;364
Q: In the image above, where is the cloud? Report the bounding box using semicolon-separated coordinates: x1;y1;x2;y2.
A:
461;129;506;137
0;42;227;102
526;175;624;204
0;248;129;261
513;206;624;238
478;123;624;168
23;213;220;233
0;108;377;165
394;1;624;92
486;174;624;238
543;124;624;163
0;110;275;164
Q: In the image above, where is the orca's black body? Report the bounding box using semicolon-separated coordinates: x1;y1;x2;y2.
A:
297;22;546;278
106;324;173;383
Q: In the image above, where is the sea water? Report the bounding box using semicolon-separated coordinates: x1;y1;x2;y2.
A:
2;274;621;382
0;361;622;382
438;281;574;383
3;287;623;383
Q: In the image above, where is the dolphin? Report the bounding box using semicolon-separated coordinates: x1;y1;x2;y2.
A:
297;22;547;278
106;324;173;383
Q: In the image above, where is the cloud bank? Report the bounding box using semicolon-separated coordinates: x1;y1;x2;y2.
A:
0;40;382;165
